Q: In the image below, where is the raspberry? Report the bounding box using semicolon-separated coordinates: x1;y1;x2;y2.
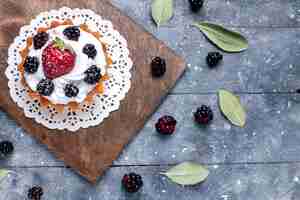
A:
42;39;76;79
122;173;143;193
151;57;166;78
63;26;80;41
84;65;102;84
0;141;14;157
28;186;43;200
33;32;49;49
206;52;223;68
37;79;54;96
64;84;79;97
189;0;204;12
194;105;213;125
83;44;97;59
24;56;39;73
155;115;177;135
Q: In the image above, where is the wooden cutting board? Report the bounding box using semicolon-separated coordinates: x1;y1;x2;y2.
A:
0;0;186;183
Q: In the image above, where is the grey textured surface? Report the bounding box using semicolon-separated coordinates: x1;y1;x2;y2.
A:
112;0;300;93
1;93;300;167
2;163;300;200
1;0;300;199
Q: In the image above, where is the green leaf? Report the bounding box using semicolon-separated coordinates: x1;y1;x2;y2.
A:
192;22;248;52
151;0;173;27
53;37;65;49
161;162;209;186
0;169;9;180
218;89;246;127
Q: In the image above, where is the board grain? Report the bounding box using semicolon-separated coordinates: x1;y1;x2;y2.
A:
0;0;186;183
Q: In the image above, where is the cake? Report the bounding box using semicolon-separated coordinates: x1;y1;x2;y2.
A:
6;8;132;131
22;22;111;106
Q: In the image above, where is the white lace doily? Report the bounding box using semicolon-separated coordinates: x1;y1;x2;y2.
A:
5;7;132;132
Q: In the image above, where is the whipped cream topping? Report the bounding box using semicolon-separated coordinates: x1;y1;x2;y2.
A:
24;25;107;105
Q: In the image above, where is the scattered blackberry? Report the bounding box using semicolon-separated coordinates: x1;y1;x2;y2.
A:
63;26;80;41
206;52;223;68
194;105;213;125
83;44;97;59
155;115;177;135
64;84;79;97
0;141;14;157
24;56;39;73
28;186;43;200
37;79;54;96
151;57;166;78
122;173;143;193
33;32;49;49
189;0;204;12
84;65;102;84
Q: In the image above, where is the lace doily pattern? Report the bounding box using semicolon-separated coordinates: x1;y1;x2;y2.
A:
5;7;132;131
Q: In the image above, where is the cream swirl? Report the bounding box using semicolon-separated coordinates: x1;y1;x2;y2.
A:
24;25;107;105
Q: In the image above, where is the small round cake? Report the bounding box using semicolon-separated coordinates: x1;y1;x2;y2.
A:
6;7;132;131
24;24;108;105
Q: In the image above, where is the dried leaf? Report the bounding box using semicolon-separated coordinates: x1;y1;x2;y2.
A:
161;162;209;185
218;89;246;127
151;0;173;26
0;169;9;180
193;22;248;52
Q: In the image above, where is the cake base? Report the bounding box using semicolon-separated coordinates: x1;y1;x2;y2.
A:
0;0;186;183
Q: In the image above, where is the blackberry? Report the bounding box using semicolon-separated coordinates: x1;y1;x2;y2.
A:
24;56;39;73
28;186;43;200
33;32;49;49
84;65;102;84
122;173;143;193
155;115;177;135
83;44;97;59
189;0;204;12
64;84;79;97
37;79;54;96
63;26;80;41
0;141;14;157
194;105;213;125
206;52;223;68
151;57;166;78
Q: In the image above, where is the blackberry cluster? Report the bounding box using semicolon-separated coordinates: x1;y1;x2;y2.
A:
63;26;80;41
37;79;54;96
83;44;97;59
189;0;204;12
194;105;213;125
206;52;223;68
84;65;102;84
151;57;166;78
24;56;39;73
33;32;49;49
155;115;177;135
122;173;143;193
0;141;14;157
64;84;79;97
28;186;43;200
